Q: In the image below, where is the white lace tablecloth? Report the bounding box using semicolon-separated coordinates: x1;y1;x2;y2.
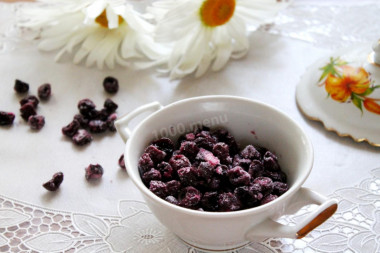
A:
1;1;380;252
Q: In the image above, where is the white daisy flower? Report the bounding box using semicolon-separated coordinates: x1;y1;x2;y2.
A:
147;0;288;79
20;0;164;69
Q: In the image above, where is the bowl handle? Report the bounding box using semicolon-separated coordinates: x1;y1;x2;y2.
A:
245;187;338;240
115;101;164;143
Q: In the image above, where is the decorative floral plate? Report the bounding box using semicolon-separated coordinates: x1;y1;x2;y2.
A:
296;43;380;147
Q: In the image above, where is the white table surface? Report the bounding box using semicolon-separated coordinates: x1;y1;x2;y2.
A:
0;1;379;252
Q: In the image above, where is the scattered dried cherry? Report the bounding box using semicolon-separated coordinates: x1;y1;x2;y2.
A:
72;129;93;146
88;119;108;133
103;76;119;94
14;79;29;93
119;154;126;169
104;98;118;113
85;164;104;180
20;102;36;121
20;95;39;108
78;99;96;117
62;120;80;137
0;111;15;126
43;172;64;191
38;83;51;100
28;115;45;130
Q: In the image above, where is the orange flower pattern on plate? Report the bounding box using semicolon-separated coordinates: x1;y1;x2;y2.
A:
319;57;380;115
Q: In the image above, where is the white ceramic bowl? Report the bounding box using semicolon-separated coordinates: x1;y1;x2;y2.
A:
115;96;337;252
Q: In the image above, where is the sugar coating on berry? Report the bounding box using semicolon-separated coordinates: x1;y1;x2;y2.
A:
72;129;93;146
169;155;191;171
144;145;166;164
196;148;220;167
149;180;168;198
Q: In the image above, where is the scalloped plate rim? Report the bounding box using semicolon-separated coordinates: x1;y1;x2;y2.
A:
296;44;380;147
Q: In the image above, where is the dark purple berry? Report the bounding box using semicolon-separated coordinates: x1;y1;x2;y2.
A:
211;128;239;155
14;79;29;93
20;102;36;121
0;111;15;126
196;148;220;167
149;180;168;198
88;119;108;133
62;120;80;137
194;135;216;151
72;129;93;146
37;83;51;100
261;194;278;205
78;99;96;117
212;142;231;164
157;162;173;180
198;161;214;180
104;98;118;113
179;141;199;161
152;137;174;156
20;95;39;108
98;108;110;121
232;155;251;170
227;166;251;186
272;182;288;195
119;154;126;169
179;186;202;208
144;145;166;164
43;172;64;191
218;192;241;211
107;113;117;132
103;76;119;94
208;177;221;190
166;180;181;196
138;153;154;174
263;151;279;171
248;160;265;178
234;184;263;207
240;145;261;160
73;114;89;128
28;115;45;130
177;167;201;186
201;191;219;211
165;196;179;205
86;109;101;120
142;168;162;185
169;155;191;171
215;165;229;178
85;164;104;180
264;170;287;183
253;177;273;195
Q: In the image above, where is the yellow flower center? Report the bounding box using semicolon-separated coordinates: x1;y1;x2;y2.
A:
95;10;123;28
200;0;236;27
